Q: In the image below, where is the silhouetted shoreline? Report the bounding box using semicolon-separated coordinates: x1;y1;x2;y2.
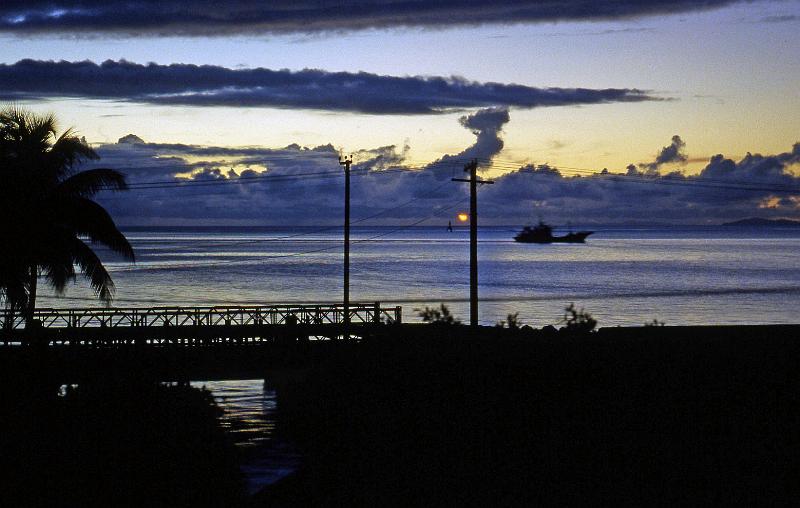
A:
722;217;800;227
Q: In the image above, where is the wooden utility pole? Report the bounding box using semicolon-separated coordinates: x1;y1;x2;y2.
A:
452;159;494;326
339;154;353;336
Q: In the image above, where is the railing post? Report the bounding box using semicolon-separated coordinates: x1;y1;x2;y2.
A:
395;306;402;324
373;302;381;324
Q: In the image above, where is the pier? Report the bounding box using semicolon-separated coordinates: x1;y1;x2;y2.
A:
0;303;403;382
1;302;401;342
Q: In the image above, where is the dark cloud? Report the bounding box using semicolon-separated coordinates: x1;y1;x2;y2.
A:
453;108;510;165
118;134;145;144
482;141;800;224
654;135;688;166
88;112;800;226
623;134;688;176
0;1;754;36
386;108;510;192
0;59;659;115
696;143;800;195
639;134;687;173
90;107;512;224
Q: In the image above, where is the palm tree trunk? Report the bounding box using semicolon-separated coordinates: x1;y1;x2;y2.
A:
25;265;38;326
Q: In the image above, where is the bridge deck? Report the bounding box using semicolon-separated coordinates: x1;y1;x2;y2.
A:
1;303;402;345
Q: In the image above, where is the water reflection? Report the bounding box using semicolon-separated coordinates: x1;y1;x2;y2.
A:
191;380;300;494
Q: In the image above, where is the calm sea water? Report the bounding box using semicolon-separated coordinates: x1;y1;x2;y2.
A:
38;224;800;327
40;225;800;490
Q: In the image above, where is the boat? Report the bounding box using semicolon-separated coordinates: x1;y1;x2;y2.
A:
514;221;593;243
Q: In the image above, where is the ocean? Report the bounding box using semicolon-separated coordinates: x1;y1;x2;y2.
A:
39;224;800;491
38;224;800;328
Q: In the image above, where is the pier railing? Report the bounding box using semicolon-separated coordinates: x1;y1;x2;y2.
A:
0;303;402;331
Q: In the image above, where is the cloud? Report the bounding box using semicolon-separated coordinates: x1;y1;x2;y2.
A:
455;108;510;162
0;59;660;115
0;1;756;36
623;135;688;176
481;141;800;224
88;112;800;227
90;107;512;224
639;134;688;173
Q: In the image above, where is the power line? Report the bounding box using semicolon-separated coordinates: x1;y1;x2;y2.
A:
127;179;457;251
93;160;472;194
86;151;800;195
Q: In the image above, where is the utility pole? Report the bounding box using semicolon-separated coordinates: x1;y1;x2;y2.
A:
339;154;353;337
452;159;494;327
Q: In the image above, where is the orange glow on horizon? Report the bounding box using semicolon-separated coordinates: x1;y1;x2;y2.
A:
457;212;469;222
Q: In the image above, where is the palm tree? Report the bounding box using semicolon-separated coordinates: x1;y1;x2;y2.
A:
0;106;134;327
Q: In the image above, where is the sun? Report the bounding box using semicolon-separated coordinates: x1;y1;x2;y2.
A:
457;213;469;222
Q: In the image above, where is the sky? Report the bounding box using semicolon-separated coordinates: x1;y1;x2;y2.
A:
1;0;799;225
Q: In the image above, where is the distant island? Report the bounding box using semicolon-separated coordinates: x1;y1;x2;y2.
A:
722;217;800;227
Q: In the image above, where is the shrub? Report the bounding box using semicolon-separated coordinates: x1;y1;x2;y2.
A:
561;303;597;333
415;304;461;325
496;312;523;329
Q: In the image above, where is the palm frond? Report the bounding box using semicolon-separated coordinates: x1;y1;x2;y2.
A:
48;132;98;176
41;248;78;294
55;196;135;261
70;237;115;303
57;168;128;198
1;107;134;310
30;226;76;294
0;260;30;312
0;230;34;312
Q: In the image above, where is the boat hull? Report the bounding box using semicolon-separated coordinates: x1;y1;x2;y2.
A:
514;231;593;243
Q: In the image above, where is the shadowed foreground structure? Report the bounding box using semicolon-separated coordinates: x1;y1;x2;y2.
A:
1;383;245;507
1;324;799;506
261;325;800;506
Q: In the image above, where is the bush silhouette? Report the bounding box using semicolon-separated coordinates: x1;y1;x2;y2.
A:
561;303;597;333
415;304;461;325
496;312;523;329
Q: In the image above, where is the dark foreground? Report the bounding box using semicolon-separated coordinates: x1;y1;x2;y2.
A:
1;382;245;507
259;325;800;506
2;324;799;506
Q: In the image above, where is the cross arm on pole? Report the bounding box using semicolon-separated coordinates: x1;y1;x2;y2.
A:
451;178;494;184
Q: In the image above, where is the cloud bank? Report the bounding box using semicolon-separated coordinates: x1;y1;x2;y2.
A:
0;59;657;115
86;110;800;226
484;142;800;224
0;1;755;36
